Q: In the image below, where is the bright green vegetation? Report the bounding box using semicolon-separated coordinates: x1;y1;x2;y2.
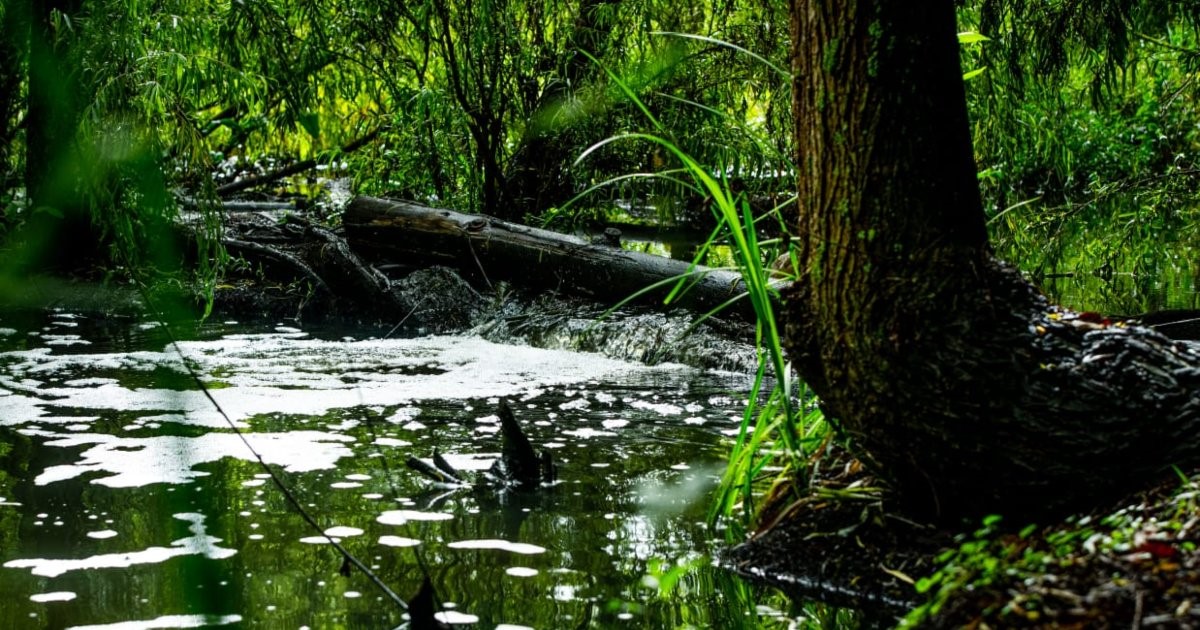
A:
0;0;793;286
4;0;1200;626
2;2;1199;311
963;4;1200;313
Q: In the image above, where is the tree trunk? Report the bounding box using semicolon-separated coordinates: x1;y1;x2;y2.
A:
785;0;1200;519
501;0;620;218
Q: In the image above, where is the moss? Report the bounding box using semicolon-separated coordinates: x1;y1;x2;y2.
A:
823;37;840;74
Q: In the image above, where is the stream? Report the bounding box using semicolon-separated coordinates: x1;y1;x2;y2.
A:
0;309;806;628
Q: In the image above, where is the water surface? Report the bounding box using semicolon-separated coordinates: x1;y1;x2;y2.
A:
0;311;794;628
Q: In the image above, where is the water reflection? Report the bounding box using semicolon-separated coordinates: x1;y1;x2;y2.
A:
0;311;799;628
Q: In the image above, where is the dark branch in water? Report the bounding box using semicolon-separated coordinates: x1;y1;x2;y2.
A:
495;399;544;487
406;454;466;487
432;448;465;483
407;399;556;489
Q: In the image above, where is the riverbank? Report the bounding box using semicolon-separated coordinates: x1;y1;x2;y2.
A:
726;450;1200;628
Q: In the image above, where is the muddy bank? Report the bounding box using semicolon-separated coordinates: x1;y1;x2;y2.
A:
725;455;1200;628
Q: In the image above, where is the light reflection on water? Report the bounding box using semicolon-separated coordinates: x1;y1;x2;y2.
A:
5;513;235;578
0;312;772;628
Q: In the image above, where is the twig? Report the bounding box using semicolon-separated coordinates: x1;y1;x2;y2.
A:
216;126;383;197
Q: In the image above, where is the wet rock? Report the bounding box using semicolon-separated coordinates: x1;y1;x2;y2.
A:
473;292;760;373
392;267;486;333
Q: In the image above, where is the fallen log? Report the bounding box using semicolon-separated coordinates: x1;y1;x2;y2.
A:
343;196;768;321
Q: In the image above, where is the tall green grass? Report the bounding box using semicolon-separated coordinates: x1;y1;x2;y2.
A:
571;41;829;536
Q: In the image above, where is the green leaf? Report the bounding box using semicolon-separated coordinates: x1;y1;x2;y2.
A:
915;576;937;593
957;31;990;44
962;67;987;81
298;112;320;139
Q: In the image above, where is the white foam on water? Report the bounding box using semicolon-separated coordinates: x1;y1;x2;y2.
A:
435;611;479;625
378;535;421;547
34;432;354;487
447;539;546;555
4;513;234;578
505;567;539;578
30;591;76;603
0;334;669;429
377;510;454;525
322;526;363;537
65;614;242;629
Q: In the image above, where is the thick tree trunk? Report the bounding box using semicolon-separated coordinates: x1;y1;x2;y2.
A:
20;0;95;269
25;0;84;209
343;196;761;320
785;0;1200;519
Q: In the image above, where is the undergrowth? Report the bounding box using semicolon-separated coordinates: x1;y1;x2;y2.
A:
901;471;1200;628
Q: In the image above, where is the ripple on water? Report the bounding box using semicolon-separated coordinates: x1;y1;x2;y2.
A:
0;320;745;627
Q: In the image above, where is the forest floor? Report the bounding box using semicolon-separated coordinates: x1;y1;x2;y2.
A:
725;453;1200;628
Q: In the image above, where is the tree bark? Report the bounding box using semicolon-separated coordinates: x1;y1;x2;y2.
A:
785;0;1200;519
343;196;761;320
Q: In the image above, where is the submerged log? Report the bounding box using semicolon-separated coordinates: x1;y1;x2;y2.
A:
343;196;768;321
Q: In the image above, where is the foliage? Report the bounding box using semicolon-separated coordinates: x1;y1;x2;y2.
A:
0;0;799;293
3;0;1200;301
961;2;1200;311
567;42;831;536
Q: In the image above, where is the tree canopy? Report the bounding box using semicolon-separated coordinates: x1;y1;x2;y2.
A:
2;0;1200;295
